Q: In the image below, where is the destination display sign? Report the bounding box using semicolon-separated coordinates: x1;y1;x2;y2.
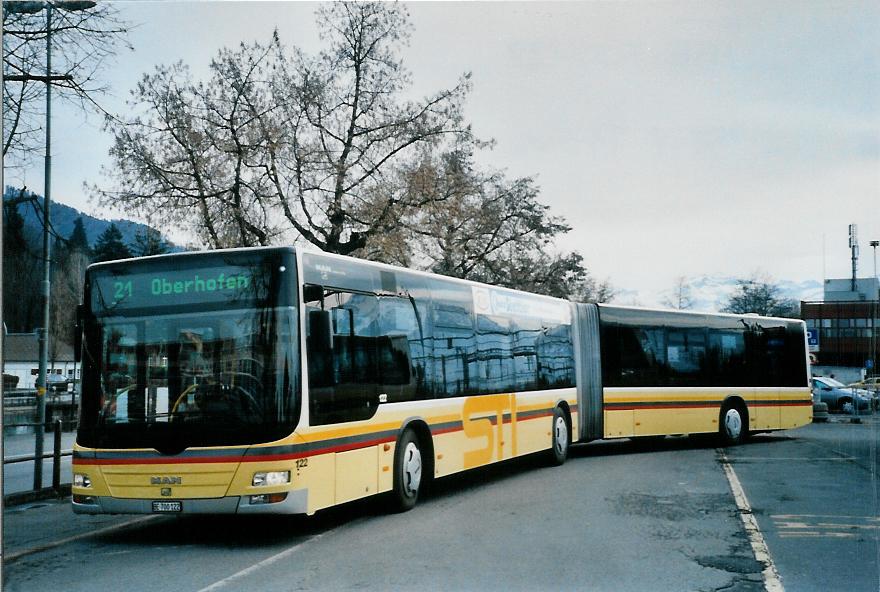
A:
91;265;270;313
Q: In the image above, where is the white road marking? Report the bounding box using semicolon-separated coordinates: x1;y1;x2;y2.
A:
4;516;161;562
725;456;854;462
718;449;785;592
779;532;858;539
773;514;880;521
197;524;346;592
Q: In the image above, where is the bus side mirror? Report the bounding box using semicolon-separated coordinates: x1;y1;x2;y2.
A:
303;284;324;303
308;310;333;352
74;304;84;363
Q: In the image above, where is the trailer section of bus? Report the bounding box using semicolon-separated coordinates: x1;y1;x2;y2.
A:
595;305;812;440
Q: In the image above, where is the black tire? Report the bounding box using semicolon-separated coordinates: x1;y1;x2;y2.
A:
391;429;423;512
719;402;747;446
838;398;852;414
548;406;571;466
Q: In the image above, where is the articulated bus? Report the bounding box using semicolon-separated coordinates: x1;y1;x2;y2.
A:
72;247;812;515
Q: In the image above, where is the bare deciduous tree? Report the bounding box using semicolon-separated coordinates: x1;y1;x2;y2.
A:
663;275;694;310
50;241;89;357
2;1;130;166
721;273;799;318
387;148;613;301
95;2;471;253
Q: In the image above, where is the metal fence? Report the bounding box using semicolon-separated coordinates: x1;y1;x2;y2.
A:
3;419;73;494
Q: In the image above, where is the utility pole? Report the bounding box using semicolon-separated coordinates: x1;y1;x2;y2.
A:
34;2;55;491
4;0;97;490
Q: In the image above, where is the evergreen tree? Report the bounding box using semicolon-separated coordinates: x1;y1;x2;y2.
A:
131;226;170;257
3;200;29;253
92;223;132;262
67;217;91;254
2;200;41;331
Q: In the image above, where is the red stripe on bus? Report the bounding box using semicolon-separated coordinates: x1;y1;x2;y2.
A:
750;401;812;407
609;401;812;411
73;409;563;467
73;455;246;466
609;403;720;411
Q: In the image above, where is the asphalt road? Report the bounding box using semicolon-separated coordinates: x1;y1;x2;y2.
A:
2;419;878;592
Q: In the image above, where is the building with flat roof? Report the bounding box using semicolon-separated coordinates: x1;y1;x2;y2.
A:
802;277;879;371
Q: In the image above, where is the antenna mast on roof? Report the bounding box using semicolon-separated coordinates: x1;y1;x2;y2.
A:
849;223;859;292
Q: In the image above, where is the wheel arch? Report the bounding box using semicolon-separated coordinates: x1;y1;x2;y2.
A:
719;395;750;437
555;398;573;434
721;394;748;418
398;417;435;484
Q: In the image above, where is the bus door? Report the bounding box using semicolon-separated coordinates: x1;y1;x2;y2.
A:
572;303;603;441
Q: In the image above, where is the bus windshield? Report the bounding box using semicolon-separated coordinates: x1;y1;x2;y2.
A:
77;251;299;452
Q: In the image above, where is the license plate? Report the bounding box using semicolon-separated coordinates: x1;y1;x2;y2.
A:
152;501;182;513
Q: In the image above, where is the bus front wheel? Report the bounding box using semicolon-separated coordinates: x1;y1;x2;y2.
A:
548;407;571;466
391;429;423;512
719;403;748;446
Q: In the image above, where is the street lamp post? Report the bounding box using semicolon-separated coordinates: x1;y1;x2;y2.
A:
871;240;879;383
4;0;96;490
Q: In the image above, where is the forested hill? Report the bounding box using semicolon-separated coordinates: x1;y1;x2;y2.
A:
3;186;168;250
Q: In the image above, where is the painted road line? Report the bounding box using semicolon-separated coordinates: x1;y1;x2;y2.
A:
4;515;161;562
718;449;785;592
725;456;855;462
196;535;327;592
773;514;880;521
197;520;356;592
772;514;880;538
779;532;858;539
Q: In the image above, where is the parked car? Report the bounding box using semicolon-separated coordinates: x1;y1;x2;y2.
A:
46;374;73;392
848;377;880;395
812;377;873;413
812;398;829;422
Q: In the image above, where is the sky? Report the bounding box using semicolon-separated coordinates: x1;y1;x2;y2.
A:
4;1;879;306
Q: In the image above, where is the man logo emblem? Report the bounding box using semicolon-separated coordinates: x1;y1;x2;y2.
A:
161;488;172;497
151;476;182;485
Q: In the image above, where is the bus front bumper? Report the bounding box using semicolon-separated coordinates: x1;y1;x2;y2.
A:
72;489;308;515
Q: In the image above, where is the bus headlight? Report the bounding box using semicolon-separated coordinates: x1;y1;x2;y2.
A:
74;473;92;488
252;471;290;487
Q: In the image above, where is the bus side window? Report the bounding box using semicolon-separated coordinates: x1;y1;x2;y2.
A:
305;286;380;425
476;314;513;394
377;296;424;402
306;309;333;388
428;278;476;398
536;322;576;389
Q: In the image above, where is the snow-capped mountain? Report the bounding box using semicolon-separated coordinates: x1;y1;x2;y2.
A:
615;275;824;312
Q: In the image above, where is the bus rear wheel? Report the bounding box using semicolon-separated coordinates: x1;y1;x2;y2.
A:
548;407;571;466
719;403;747;446
391;429;423;512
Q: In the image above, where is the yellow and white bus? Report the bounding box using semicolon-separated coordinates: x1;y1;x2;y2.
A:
72;247;811;515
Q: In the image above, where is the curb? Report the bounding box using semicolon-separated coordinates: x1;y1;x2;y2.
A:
4;484;71;507
824;414;879;424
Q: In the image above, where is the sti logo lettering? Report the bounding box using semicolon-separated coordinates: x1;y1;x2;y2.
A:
462;394;518;468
